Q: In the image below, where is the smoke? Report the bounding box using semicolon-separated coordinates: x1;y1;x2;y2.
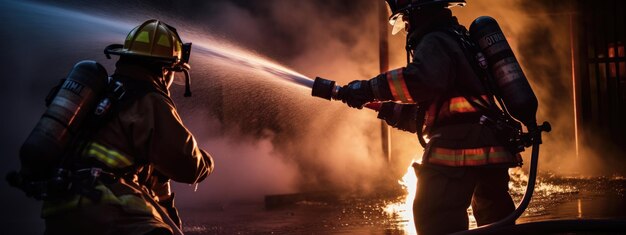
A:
1;0;413;217
154;0;407;199
149;0;417;206
170;38;394;205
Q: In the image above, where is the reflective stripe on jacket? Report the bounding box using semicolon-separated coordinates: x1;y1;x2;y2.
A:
42;142;158;219
422;95;520;167
428;146;520;167
42;183;160;219
84;142;133;169
423;95;490;133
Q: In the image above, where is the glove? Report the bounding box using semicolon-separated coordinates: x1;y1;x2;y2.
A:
395;104;419;133
338;80;374;109
377;102;398;124
377;102;418;133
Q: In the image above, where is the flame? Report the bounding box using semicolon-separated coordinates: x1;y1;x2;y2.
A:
384;161;482;234
384;162;418;235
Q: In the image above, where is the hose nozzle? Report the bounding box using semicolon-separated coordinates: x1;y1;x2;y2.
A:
312;77;341;100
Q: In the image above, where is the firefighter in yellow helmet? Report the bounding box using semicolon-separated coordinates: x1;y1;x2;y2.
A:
39;19;214;235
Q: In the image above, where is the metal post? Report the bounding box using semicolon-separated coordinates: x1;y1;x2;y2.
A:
570;13;580;160
379;0;391;162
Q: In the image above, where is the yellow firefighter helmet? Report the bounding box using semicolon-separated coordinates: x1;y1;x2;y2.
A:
105;19;193;97
104;19;187;64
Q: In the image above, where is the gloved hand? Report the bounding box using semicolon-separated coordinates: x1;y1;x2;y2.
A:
377;102;419;133
338;80;374;109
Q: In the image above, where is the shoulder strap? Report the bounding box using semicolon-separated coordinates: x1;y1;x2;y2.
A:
415;103;429;148
435;26;509;115
65;76;163;168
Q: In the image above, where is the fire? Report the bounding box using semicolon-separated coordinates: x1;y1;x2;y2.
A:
384;161;418;235
384;161;481;234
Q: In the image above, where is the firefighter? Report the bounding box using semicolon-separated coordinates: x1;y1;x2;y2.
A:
337;1;518;234
27;19;214;235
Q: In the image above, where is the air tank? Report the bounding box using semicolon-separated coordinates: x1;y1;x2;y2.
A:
20;60;108;178
470;16;538;128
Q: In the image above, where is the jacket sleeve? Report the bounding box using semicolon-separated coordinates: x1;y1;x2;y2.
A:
370;32;457;104
129;93;214;184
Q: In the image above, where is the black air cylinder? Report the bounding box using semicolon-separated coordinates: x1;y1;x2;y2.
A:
470;16;538;127
20;60;108;178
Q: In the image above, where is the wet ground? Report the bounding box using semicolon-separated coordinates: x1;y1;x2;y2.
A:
180;174;626;235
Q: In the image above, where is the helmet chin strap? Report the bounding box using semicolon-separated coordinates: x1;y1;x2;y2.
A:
182;69;191;97
169;63;192;97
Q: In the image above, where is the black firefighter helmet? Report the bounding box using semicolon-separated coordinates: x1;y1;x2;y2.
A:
385;0;466;34
104;19;194;97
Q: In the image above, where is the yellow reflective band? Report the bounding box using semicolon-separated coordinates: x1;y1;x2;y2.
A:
157;35;170;47
387;69;414;103
135;31;151;43
42;194;80;217
428;146;513;167
42;184;155;218
448;96;489;113
449;97;476;113
86;143;132;169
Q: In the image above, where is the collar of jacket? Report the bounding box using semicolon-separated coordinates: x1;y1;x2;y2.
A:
406;12;459;51
113;62;171;97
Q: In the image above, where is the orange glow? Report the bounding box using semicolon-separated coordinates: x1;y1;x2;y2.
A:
608;42;625;79
384;162;418;235
384;161;480;233
570;14;580;160
577;199;583;218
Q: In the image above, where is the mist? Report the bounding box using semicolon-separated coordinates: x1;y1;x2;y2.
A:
0;2;402;233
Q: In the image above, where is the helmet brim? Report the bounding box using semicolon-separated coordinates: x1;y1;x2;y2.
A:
388;1;467;19
104;44;179;64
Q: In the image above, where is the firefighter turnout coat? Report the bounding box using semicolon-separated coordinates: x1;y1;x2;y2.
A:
370;25;520;167
43;62;214;235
